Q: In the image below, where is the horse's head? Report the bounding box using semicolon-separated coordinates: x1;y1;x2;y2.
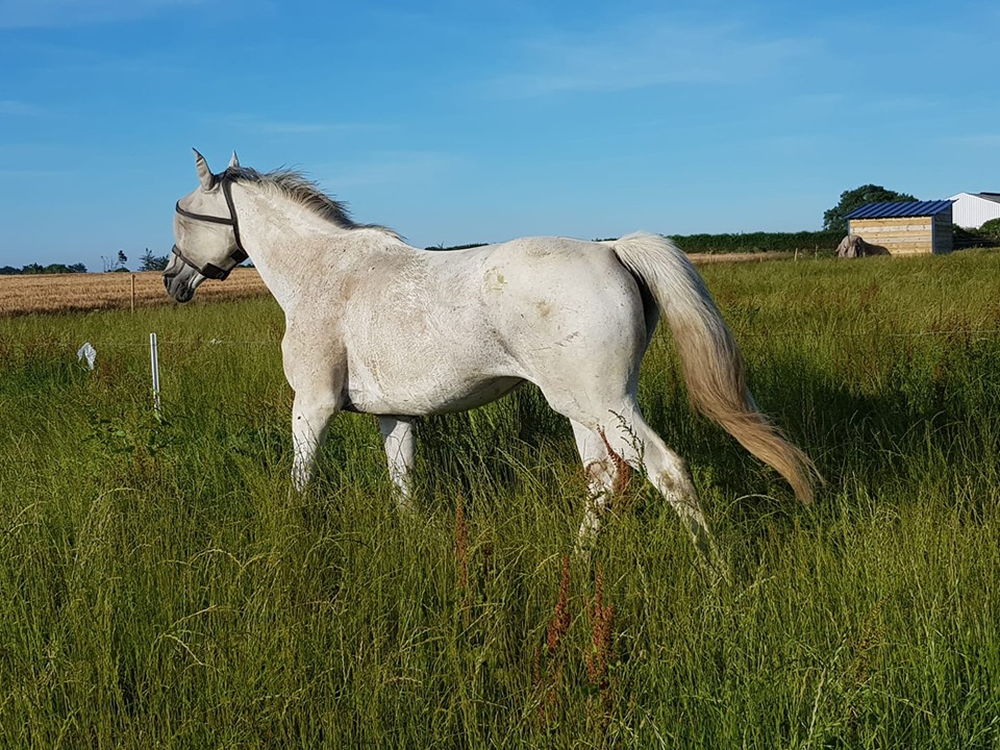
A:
164;149;248;303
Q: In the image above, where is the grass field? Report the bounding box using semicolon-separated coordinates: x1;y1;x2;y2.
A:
2;250;999;748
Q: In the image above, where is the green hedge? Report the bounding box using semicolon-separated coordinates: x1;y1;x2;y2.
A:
953;224;1000;249
667;230;842;254
592;230;842;254
431;230;844;255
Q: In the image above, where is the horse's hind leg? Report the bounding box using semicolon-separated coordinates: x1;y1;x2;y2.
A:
571;419;626;552
572;420;611;550
562;400;717;561
625;416;718;562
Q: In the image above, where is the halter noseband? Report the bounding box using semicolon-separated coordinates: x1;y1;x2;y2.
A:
172;177;249;280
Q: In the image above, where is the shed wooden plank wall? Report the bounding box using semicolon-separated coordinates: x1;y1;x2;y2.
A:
932;213;953;254
849;217;934;255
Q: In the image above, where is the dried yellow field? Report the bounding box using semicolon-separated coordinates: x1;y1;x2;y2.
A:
0;253;794;316
0;268;269;316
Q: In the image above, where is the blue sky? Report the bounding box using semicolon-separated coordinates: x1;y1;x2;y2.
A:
1;0;998;270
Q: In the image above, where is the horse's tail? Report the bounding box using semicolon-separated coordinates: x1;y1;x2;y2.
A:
610;232;816;503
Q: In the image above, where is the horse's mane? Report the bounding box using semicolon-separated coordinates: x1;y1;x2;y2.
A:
222;166;399;238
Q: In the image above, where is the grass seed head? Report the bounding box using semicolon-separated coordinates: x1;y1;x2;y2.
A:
454;494;469;595
586;564;615;689
546;554;571;655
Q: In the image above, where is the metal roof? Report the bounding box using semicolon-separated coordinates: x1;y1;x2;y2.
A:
976;192;1000;204
845;200;953;219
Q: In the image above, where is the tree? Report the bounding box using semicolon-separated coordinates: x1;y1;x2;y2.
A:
0;262;86;274
139;248;169;271
823;184;917;234
103;251;129;272
978;218;1000;241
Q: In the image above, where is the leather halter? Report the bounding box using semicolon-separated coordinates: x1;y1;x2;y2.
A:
172;177;249;280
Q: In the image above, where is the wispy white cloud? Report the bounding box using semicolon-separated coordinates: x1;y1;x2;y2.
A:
946;133;1000;147
492;17;816;97
214;114;388;136
872;95;940;112
0;168;74;178
316;151;461;189
0;99;44;116
793;92;845;108
792;92;940;116
755;133;823;150
0;0;206;28
246;121;335;135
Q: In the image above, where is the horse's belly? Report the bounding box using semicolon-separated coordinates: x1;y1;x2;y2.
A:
345;373;524;416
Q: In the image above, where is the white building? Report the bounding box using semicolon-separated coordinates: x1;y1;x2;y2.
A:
949;192;1000;229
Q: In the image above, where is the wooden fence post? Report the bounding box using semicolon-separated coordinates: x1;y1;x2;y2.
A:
130;273;136;313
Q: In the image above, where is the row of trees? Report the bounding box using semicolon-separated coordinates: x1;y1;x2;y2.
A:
0;249;171;275
430;185;924;253
0;262;88;275
101;250;170;272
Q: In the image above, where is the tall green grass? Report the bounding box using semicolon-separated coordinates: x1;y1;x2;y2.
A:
1;251;999;748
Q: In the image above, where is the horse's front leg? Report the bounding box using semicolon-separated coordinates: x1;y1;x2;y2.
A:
291;390;340;491
378;415;415;509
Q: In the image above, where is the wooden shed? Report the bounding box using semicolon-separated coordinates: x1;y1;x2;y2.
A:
845;200;954;255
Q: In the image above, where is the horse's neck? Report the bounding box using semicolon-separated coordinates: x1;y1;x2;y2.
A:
233;183;392;312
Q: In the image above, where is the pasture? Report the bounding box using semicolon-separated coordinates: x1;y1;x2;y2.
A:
2;250;999;748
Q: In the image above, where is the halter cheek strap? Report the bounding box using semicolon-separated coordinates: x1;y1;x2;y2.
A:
173;178;249;280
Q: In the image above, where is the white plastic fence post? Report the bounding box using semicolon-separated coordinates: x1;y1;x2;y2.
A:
149;332;161;415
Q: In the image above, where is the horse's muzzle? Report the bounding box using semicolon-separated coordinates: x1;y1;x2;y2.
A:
163;250;200;303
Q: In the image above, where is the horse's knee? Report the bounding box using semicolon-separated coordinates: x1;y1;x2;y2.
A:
660;460;695;495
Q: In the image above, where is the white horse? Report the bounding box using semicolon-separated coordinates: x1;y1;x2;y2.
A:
165;150;815;553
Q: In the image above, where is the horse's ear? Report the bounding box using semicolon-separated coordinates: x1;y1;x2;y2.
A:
192;148;213;190
228;150;240;169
